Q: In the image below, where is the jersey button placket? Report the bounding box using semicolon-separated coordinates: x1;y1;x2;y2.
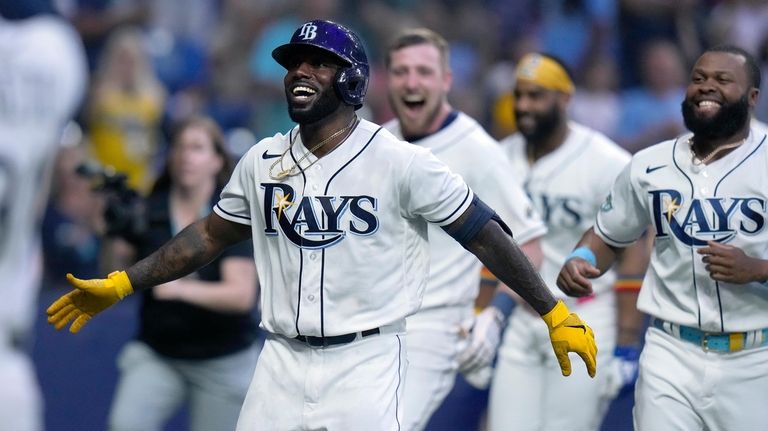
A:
307;166;323;193
696;172;712;196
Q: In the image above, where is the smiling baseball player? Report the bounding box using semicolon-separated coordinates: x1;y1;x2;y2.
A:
490;53;651;431
47;20;597;431
558;45;768;431
383;28;547;430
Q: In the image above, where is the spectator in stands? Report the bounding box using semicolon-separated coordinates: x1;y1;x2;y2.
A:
105;116;259;431
42;142;105;286
86;27;167;194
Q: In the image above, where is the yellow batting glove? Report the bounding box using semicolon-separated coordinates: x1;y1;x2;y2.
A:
46;271;133;333
542;300;598;377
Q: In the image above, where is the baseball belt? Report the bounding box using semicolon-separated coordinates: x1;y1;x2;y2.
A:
294;328;381;348
651;317;768;353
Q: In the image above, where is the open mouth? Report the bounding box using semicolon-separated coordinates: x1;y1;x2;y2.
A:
290;85;318;103
402;94;426;112
695;99;722;115
516;113;536;130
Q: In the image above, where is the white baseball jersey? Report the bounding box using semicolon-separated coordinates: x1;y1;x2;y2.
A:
491;122;628;431
753;117;768;133
383;112;546;310
0;16;87;333
0;15;86;431
214;118;474;337
500;121;631;297
596;125;768;332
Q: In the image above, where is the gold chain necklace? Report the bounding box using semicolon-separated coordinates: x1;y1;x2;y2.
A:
689;137;745;166
269;116;359;180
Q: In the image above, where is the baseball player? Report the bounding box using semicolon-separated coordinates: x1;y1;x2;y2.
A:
47;20;597;431
383;28;547;430
0;2;88;430
489;53;651;431
558;45;768;431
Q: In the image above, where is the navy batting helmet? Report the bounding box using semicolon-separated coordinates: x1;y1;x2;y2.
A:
272;20;369;109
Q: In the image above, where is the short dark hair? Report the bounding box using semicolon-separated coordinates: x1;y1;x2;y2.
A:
705;45;761;90
385;28;450;70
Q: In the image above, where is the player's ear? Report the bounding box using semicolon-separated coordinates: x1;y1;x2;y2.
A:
558;91;572;110
748;87;759;109
443;67;453;93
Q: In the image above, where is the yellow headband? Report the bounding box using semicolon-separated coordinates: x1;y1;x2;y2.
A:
515;54;574;94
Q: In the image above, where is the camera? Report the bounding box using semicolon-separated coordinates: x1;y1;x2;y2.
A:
76;161;147;239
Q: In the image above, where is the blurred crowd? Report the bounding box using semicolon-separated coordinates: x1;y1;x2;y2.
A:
42;0;768;286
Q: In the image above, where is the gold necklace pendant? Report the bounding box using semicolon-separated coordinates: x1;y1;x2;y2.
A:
689;137;745;166
272;167;293;180
268;116;359;181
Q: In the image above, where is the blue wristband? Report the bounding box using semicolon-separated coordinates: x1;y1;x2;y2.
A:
566;247;597;267
489;292;516;318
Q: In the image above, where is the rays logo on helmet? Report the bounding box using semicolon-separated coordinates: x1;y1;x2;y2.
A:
262;183;379;249
298;23;317;40
649;189;765;246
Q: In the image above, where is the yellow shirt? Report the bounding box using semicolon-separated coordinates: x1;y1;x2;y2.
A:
88;88;164;193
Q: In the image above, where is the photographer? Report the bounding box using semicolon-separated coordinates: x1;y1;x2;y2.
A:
102;116;259;431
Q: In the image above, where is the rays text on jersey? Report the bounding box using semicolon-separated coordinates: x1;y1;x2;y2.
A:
262;183;379;249
649;189;765;246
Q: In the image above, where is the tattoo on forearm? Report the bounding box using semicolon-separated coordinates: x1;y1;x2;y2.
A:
127;220;219;289
471;222;557;315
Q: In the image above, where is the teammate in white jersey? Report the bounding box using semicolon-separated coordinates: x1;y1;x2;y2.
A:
383;28;547;430
0;1;88;430
559;45;768;431
490;54;651;431
47;20;597;431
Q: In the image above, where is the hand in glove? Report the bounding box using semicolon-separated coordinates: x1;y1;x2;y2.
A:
47;271;133;333
458;306;504;373
542;300;598;377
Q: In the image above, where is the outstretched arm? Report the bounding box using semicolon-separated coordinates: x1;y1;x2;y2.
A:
456;237;543;383
462;220;555;315
127;213;251;289
47;213;252;332
444;200;597;377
